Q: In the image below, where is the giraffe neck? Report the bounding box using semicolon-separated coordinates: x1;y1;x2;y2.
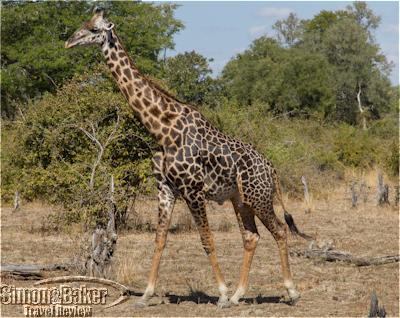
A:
101;29;182;146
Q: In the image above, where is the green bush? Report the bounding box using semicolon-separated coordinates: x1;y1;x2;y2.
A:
203;101;397;196
3;77;397;227
2;71;154;229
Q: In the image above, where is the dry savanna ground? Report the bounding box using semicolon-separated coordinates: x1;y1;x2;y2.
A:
1;174;399;317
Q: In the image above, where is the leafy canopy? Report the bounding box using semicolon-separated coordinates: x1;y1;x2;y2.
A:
221;1;396;125
1;1;183;119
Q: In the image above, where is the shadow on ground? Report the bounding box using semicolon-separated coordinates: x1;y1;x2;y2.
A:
165;291;286;306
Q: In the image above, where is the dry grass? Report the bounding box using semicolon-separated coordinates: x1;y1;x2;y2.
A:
1;179;399;317
114;255;141;287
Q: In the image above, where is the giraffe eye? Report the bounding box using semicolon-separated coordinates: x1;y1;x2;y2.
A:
90;28;100;33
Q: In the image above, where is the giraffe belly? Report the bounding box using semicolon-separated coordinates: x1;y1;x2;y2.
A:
204;176;237;205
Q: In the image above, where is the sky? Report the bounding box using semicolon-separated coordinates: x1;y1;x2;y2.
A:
165;1;399;85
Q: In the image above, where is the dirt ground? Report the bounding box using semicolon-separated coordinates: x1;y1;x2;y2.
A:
1;185;399;317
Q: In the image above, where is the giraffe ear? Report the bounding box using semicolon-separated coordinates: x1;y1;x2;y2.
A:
105;22;114;31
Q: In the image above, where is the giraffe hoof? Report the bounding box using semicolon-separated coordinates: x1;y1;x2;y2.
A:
134;299;148;308
217;297;231;309
288;292;300;306
229;298;240;306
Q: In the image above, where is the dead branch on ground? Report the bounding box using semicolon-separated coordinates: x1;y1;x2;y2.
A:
1;264;69;280
290;245;399;267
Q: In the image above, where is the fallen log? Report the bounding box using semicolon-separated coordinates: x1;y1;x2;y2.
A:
1;264;69;280
290;248;399;267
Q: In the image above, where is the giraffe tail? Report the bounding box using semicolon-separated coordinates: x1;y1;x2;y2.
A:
272;169;314;241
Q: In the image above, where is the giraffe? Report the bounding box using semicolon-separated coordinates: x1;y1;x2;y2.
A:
65;8;307;308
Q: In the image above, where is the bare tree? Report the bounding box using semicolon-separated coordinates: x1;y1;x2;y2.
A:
74;112;120;191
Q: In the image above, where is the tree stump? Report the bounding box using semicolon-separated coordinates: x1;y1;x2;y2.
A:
368;291;386;317
350;182;358;208
13;190;20;212
86;175;118;278
377;172;389;206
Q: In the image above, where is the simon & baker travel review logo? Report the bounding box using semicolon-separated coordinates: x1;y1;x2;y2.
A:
1;284;108;317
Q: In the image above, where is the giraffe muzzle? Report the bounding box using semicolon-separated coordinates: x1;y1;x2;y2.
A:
65;41;73;49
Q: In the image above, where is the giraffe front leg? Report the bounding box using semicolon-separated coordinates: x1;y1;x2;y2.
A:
230;197;259;305
135;182;176;308
184;192;230;309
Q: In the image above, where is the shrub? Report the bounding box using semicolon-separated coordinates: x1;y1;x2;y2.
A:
2;71;154;229
202;101;397;196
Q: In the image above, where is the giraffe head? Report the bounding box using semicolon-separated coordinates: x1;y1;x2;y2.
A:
65;8;114;49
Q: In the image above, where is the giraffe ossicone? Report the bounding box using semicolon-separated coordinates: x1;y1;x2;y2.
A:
66;9;308;308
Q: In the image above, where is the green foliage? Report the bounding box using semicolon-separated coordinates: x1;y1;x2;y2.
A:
303;10;348;37
222;37;284;107
222;37;335;116
2;71;155;228
203;101;397;195
273;13;303;47
222;1;395;126
163;51;222;106
1;1;183;119
2;1;398;232
332;125;375;167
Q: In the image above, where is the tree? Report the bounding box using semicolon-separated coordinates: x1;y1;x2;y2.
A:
221;36;335;116
346;1;380;36
322;17;392;126
221;2;394;125
163;51;221;106
2;70;155;227
272;13;303;47
1;1;183;119
222;37;284;107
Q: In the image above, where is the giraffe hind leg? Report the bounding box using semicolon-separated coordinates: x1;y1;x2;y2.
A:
253;203;300;305
230;196;259;305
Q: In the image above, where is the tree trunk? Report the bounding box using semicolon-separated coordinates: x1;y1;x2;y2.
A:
301;176;311;213
86;175;117;278
368;291;386;317
377;172;389;206
13;190;20;212
350;182;358;208
357;83;367;131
